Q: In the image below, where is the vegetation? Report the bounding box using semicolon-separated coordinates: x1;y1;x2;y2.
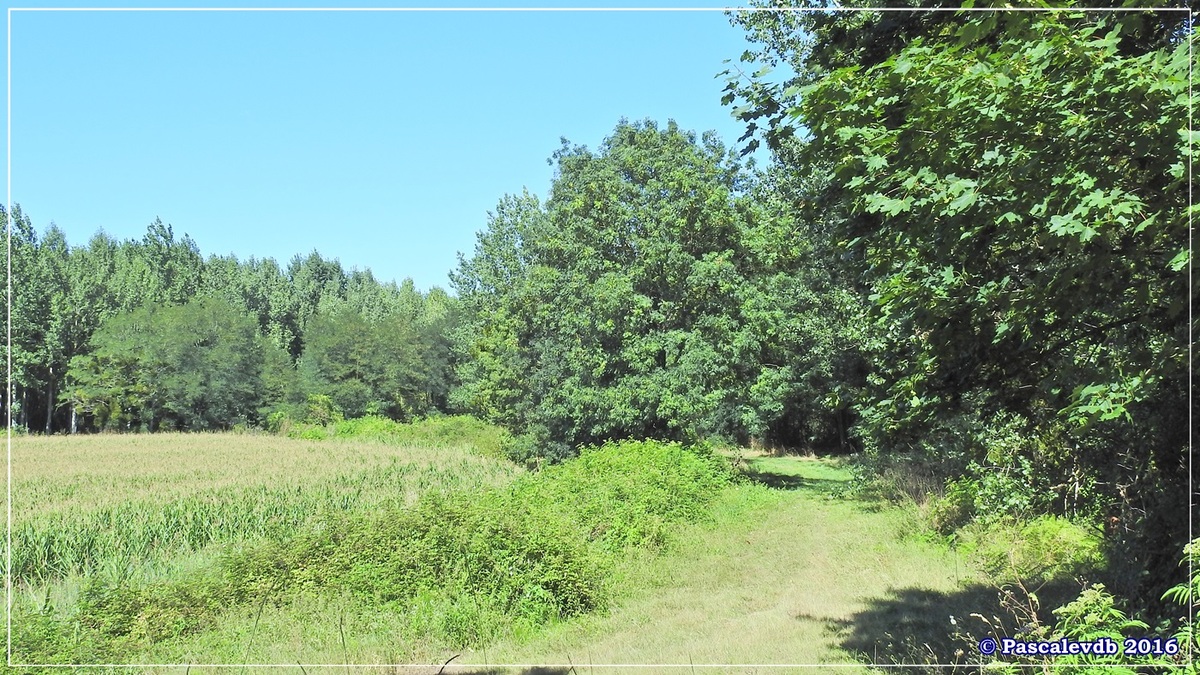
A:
11;430;521;586
3;3;1194;670
722;0;1193;639
11;432;733;664
451;120;864;460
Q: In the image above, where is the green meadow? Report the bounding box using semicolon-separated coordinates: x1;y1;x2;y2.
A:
5;423;1009;674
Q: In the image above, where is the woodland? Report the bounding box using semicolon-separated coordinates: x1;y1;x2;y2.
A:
4;4;1195;666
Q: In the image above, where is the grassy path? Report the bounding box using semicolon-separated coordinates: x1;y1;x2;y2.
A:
459;455;975;674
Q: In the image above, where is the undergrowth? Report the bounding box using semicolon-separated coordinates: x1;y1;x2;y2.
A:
277;413;511;458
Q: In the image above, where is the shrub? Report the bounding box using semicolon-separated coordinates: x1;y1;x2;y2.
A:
926;478;977;534
324;414;510;457
958;515;1105;584
302;394;344;426
512;439;733;553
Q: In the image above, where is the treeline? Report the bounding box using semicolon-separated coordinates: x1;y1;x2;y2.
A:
4;212;455;433
722;2;1193;614
4;118;863;454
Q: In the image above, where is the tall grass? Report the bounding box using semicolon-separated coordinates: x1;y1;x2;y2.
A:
13;439;736;664
283;414;511;458
10;431;521;585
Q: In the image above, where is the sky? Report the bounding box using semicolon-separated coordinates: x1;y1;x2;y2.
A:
5;3;771;292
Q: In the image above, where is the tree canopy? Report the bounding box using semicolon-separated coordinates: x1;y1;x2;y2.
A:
723;1;1194;607
452;119;864;459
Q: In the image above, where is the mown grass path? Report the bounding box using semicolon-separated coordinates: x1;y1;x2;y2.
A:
462;455;974;674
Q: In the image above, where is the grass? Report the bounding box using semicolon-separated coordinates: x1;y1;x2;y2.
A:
463;454;978;674
8;428;524;661
9;436;737;669
9;434;998;673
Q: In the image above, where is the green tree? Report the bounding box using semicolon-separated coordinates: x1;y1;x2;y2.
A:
3;205;46;430
300;305;436;420
453;119;859;457
725;3;1194;607
64;297;272;431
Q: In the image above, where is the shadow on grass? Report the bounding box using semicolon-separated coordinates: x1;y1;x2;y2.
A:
814;578;1085;672
740;459;851;495
743;470;846;493
448;669;572;674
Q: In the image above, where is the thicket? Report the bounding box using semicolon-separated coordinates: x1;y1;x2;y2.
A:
725;0;1193;625
14;439;733;662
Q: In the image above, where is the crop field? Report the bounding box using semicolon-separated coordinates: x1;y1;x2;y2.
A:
11;430;522;585
5;426;753;669
6;424;534;668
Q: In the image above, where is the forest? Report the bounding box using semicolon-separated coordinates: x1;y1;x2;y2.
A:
4;3;1196;670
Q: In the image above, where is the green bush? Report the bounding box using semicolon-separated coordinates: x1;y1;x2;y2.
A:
512;439;733;553
77;571;231;645
958;515;1105;583
926;478;977;534
307;414;511;457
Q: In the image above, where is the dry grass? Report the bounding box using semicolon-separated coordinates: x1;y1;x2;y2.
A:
9;432;523;584
13;432;518;518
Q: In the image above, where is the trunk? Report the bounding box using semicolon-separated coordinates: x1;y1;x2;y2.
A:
19;387;28;428
70;403;77;434
44;369;54;434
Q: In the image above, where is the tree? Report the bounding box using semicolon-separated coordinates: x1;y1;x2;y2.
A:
300;304;437;421
453;119;859;456
725;2;1195;607
64;297;272;431
3;205;46;429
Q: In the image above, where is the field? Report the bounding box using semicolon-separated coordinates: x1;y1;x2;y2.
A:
5;428;992;673
12;429;521;585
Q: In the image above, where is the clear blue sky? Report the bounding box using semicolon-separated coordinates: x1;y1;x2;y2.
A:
6;3;767;292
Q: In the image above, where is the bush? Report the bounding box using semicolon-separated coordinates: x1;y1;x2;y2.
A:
926;478;977;534
329;415;511;456
958;515;1105;584
512;439;733;553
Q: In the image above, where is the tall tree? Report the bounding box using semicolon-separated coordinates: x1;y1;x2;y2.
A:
64;297;272;431
454;119;858;457
301;304;435;420
3;205;45;429
725;2;1195;605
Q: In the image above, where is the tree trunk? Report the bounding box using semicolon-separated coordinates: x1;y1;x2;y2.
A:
44;369;54;434
70;403;77;434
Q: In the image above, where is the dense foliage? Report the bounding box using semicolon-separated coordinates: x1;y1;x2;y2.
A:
723;1;1193;616
5;3;1194;658
65;297;274;431
2;213;457;433
451;119;863;459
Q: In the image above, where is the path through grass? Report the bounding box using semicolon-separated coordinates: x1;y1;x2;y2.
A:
462;454;975;674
